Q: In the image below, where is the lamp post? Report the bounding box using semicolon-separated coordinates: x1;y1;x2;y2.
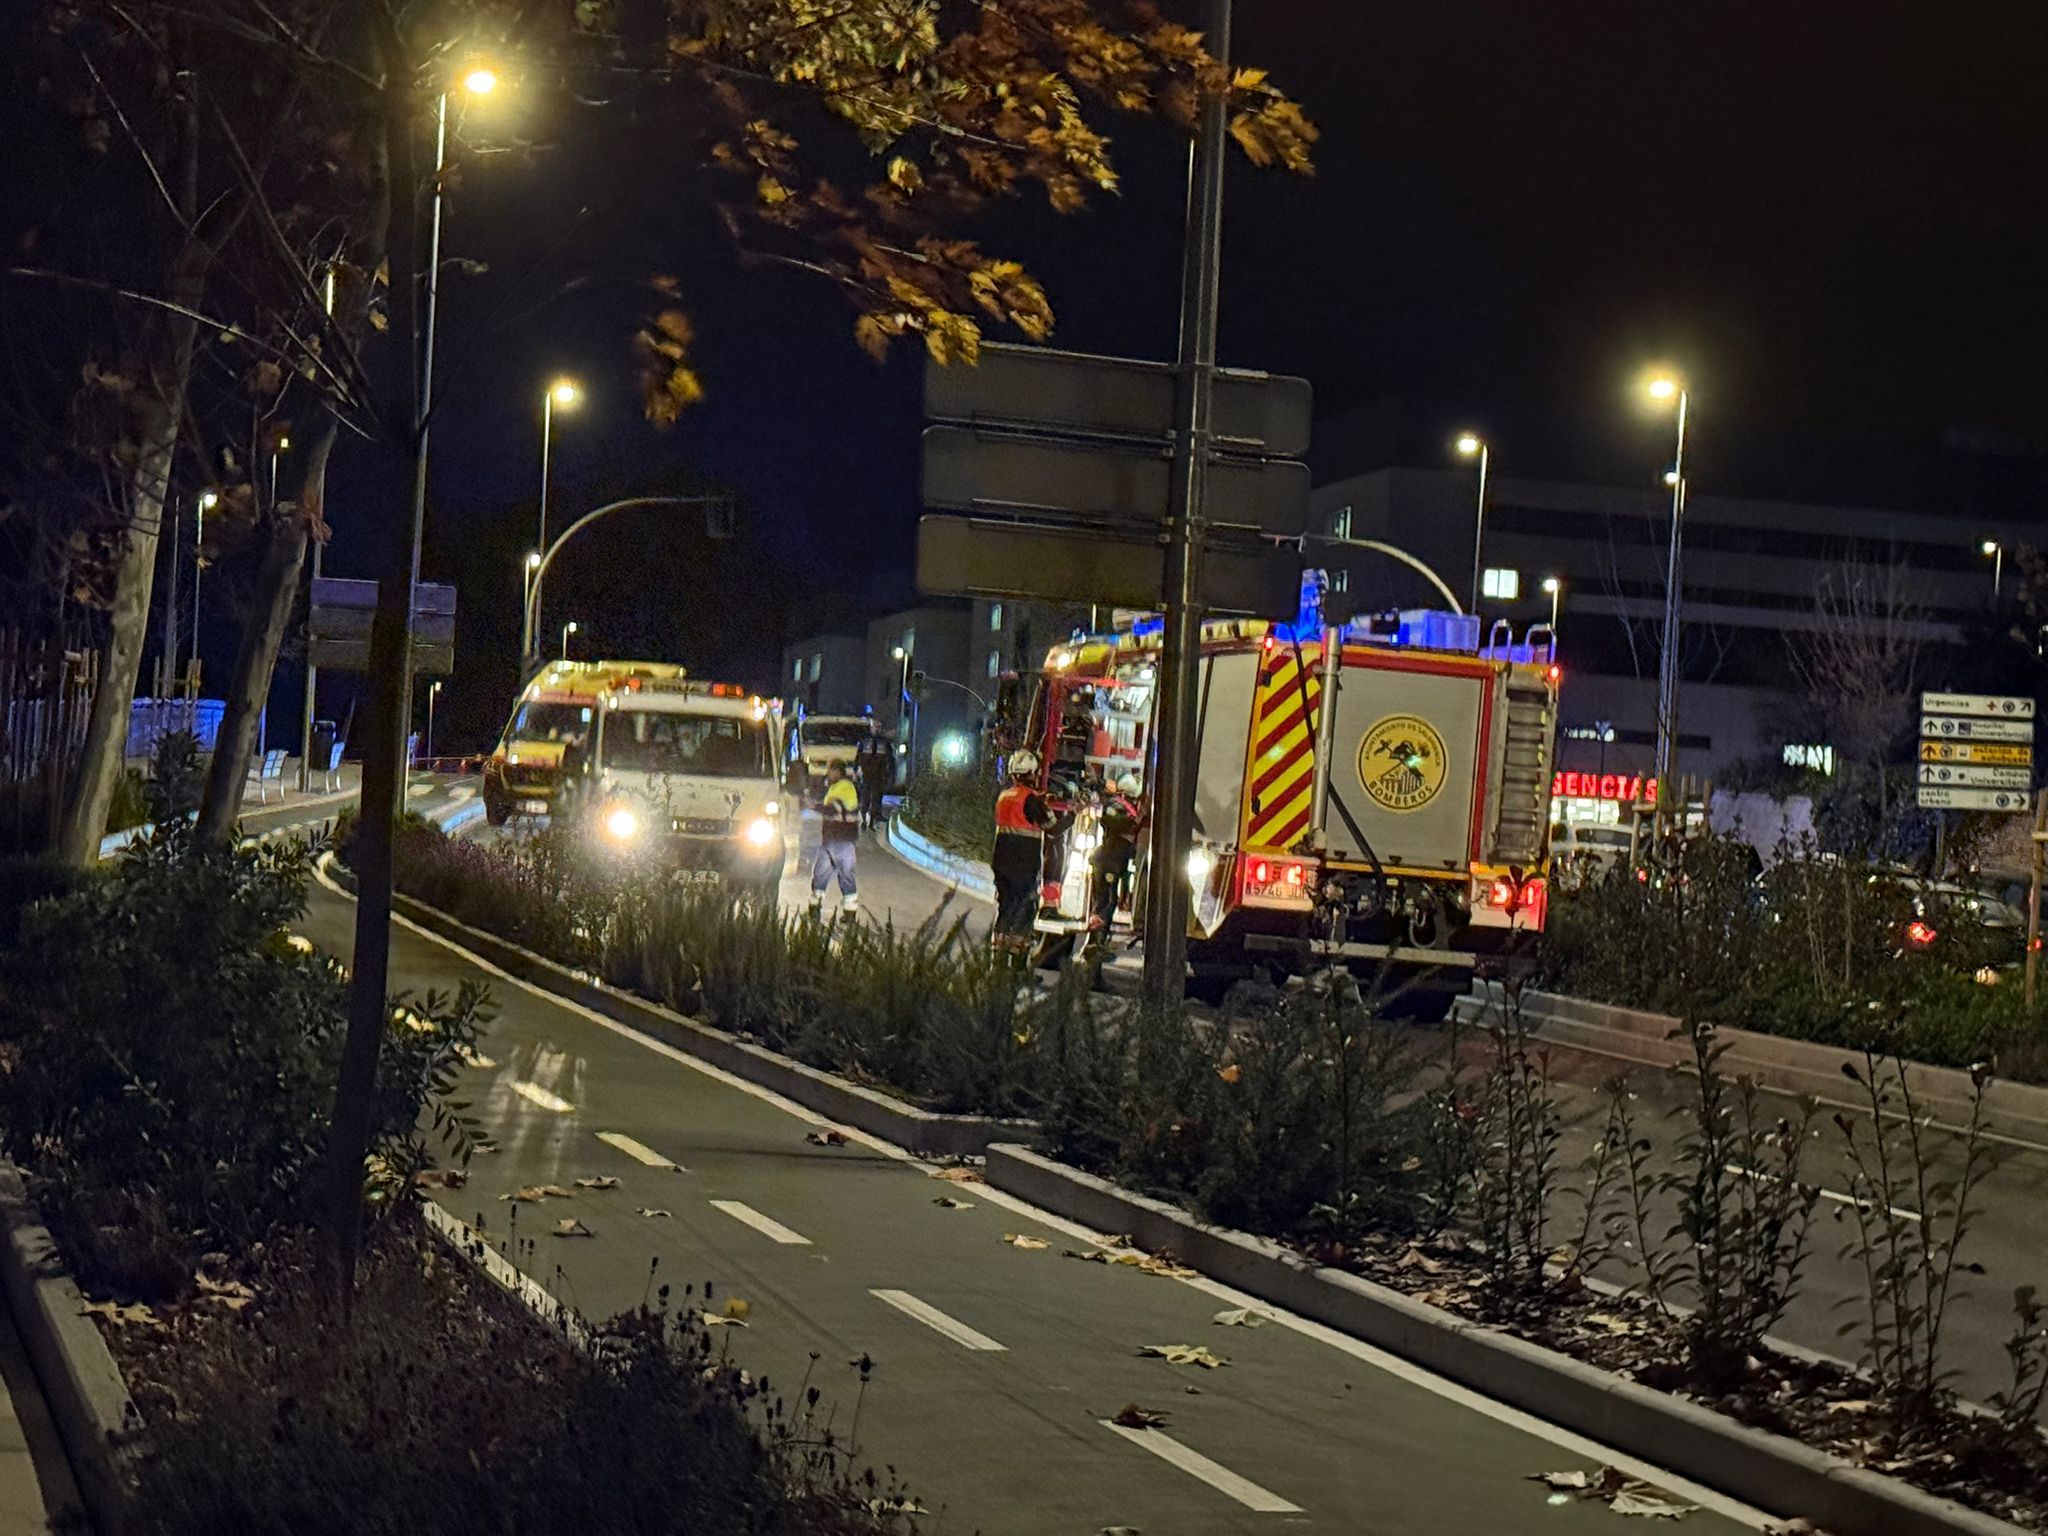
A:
560;619;579;661
1455;432;1490;612
521;494;732;670
891;643;916;783
522;550;541;646
190;489;219;695
425;679;442;761
398;62;499;814
1984;540;2004;600
538;377;580;560
1542;575;1563;634
1645;373;1690;787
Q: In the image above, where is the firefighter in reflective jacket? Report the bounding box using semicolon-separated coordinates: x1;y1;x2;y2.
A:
992;750;1052;956
1089;772;1144;938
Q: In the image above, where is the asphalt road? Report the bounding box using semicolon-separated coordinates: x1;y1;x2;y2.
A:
296;852;1766;1535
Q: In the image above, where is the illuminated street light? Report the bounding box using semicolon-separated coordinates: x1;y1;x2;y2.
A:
1642;372;1691;787
462;67;499;96
531;376;583;655
1984;539;2004;600
1453;433;1489;613
561;619;580;660
1541;575;1563;633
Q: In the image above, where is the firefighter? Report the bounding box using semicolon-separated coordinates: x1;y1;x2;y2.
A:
1090;771;1144;939
991;750;1051;957
809;759;861;916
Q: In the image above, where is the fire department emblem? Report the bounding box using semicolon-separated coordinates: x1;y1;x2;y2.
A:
1357;715;1448;812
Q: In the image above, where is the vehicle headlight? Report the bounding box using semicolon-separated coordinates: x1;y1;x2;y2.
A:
603;803;642;842
743;816;777;848
1186;846;1216;891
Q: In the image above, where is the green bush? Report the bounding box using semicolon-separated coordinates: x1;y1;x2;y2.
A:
146;729;206;824
901;768;994;863
105;767;149;835
0;824;488;1296
125;1220;918;1536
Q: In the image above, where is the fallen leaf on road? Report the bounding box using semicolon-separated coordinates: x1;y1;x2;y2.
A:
81;1300;160;1330
1531;1467;1696;1519
1217;1062;1242;1084
455;1044;496;1069
930;1166;983;1184
553;1219;594;1238
864;1497;929;1516
703;1311;748;1328
1824;1399;1876;1415
1610;1485;1698;1519
415;1168;467;1189
1397;1248;1446;1275
637;1208;673;1220
805;1129;848;1147
575;1176;621;1191
1581;1312;1640;1334
501;1184;573;1203
195;1276;255;1310
1111;1403;1168;1429
1002;1233;1049;1250
722;1298;751;1323
1212;1308;1269;1328
1138;1344;1227;1368
1139;1254;1196;1278
932;1196;974;1209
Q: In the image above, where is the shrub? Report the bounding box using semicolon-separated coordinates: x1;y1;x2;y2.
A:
105;767;149;835
900;768;994;863
0;824;487;1295
123;1220;918;1536
145;730;206;824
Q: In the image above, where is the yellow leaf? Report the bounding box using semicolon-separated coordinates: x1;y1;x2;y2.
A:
886;155;924;193
854;314;890;362
757;174;790;206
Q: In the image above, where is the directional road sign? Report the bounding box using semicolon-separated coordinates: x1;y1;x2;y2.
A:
1921;691;2035;719
1917;786;2034;813
916;516;1300;618
1917;763;2031;790
925;343;1312;456
309;578;455;675
921;426;1308;536
1920;716;2036;744
1919;740;2033;766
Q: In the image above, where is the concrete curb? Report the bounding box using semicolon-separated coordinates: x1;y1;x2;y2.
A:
1457;982;2048;1147
0;1163;139;1535
983;1144;2025;1536
884;816;995;904
321;859;1032;1159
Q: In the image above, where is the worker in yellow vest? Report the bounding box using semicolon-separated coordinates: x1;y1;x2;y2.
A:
810;759;862;916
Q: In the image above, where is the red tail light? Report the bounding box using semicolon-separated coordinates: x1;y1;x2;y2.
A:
1489;877;1517;909
1250;859;1272;885
1241;856;1314;907
1905;920;1937;949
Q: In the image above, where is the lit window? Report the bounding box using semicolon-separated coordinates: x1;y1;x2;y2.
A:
1330;570;1349;593
792;658;802;681
989;603;1004;631
986;649;1001;679
808;653;822;682
1481;567;1520;601
1331;506;1353;540
1782;743;1836;775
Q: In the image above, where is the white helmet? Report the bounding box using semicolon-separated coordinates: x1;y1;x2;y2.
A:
1008;749;1039;777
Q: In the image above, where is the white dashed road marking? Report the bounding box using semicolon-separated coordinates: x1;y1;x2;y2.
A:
598;1132;683;1170
709;1199;811;1245
510;1080;575;1113
870;1289;1006;1352
1100;1421;1302;1513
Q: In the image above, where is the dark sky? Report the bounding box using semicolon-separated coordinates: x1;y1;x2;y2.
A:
12;2;2048;747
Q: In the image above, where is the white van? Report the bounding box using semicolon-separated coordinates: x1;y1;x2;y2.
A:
574;678;792;893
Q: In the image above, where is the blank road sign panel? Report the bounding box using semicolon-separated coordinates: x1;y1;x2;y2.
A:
921;427;1309;536
1920;715;2034;743
1921;692;2035;719
1916;785;2032;812
1918;741;2033;765
924;344;1313;456
1916;763;2031;790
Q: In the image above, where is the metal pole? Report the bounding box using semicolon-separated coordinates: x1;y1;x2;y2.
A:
298;538;324;790
2027;788;2045;1011
1549;582;1561;633
160;491;181;700
1652;390;1690;786
1995;545;2005;601
398;89;450;809
1308;625;1342;844
426;682;439;760
1141;0;1229;1010
189;498;203;697
1468;443;1490;613
539;390;554;571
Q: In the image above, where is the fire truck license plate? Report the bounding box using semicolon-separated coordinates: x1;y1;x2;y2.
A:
521;799;549;814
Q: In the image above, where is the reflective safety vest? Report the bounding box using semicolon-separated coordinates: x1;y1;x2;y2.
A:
995;783;1044;837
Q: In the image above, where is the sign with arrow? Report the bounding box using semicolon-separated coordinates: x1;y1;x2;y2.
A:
1919;740;2033;766
1918;763;2031;790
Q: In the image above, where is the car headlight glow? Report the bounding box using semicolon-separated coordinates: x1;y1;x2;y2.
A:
603;804;642;841
743;816;777;848
1186;846;1216;891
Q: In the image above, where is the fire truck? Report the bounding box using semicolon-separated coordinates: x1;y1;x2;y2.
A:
1012;605;1559;1003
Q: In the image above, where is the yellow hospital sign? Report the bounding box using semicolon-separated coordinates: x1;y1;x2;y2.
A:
1919;740;2032;766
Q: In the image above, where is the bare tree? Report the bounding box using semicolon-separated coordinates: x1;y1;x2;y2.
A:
1788;556;1925;830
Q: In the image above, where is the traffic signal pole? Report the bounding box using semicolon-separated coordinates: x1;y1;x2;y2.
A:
1141;0;1230;1011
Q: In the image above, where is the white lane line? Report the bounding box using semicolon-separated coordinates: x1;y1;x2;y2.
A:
1725;1162;1921;1222
710;1199;811;1245
598;1131;683;1170
310;853;1769;1530
870;1289;1006;1352
1100;1421;1300;1513
510;1079;575;1113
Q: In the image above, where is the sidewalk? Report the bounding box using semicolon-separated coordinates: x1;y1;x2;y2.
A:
0;1304;75;1534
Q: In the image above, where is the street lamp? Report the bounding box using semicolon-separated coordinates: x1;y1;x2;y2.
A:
561;619;580;660
891;643;915;783
1541;575;1563;634
1983;539;2004;600
189;488;220;689
1454;433;1490;613
539;377;581;569
425;679;443;760
1643;371;1690;787
397;60;502;814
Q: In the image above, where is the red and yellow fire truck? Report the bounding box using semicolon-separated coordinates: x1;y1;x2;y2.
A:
1012;609;1559;1001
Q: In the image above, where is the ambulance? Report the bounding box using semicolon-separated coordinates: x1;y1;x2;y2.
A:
1014;600;1559;1004
482;659;684;824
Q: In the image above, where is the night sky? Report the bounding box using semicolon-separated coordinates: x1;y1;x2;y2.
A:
11;2;2048;750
